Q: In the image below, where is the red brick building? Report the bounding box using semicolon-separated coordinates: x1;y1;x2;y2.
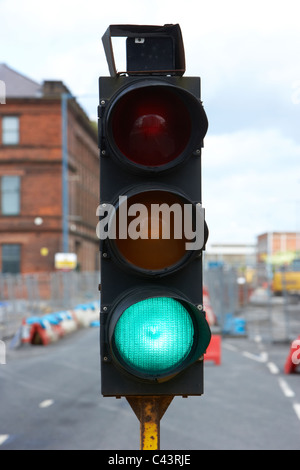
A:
0;64;99;273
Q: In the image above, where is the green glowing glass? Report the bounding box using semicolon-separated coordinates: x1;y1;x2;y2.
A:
113;297;194;375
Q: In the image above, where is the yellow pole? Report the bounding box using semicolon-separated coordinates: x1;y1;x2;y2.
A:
126;396;173;450
140;397;160;450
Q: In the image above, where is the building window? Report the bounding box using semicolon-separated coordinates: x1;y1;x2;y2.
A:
1;244;21;274
1;176;20;215
2;116;19;145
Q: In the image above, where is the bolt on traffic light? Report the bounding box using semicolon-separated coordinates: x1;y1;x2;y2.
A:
98;24;211;398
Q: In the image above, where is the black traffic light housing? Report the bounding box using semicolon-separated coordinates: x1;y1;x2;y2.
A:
99;25;211;397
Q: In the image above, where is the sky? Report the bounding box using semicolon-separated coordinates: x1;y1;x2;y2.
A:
1;0;300;247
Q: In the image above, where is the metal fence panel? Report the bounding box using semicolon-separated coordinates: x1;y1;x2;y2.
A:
0;271;100;340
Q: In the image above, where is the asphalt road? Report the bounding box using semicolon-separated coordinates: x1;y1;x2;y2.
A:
0;316;299;450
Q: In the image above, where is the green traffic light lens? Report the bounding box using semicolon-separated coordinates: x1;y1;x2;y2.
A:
113;297;194;377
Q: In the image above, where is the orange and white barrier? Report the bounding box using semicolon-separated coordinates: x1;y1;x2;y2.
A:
20;302;99;346
21;318;32;344
73;303;99;328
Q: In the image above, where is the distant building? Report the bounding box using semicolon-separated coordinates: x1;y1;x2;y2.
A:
0;64;99;274
205;243;256;268
257;232;300;264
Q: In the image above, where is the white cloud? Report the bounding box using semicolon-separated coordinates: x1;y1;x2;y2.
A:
203;129;300;243
204;129;300;171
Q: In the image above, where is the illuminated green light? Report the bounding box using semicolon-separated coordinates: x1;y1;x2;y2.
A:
113;297;194;375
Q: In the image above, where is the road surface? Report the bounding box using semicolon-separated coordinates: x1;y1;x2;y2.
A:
0;319;299;450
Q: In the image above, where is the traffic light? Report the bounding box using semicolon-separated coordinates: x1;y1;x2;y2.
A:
98;24;211;397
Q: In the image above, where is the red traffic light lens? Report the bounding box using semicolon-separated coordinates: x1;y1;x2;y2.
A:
106;81;208;172
111;86;191;167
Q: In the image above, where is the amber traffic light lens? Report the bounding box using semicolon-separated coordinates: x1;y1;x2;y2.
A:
111;86;191;168
111;190;194;274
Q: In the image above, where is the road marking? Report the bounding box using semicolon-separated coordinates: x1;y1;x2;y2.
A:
267;362;280;375
223;343;238;352
39;399;54;408
293;404;300;421
278;378;295;398
242;351;268;363
0;434;9;446
254;335;262;343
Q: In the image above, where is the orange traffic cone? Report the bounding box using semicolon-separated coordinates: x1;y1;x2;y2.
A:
205;334;222;365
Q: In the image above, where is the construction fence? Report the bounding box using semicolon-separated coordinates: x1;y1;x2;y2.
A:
1;266;297;343
204;266;246;334
204;263;300;343
0;271;100;340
